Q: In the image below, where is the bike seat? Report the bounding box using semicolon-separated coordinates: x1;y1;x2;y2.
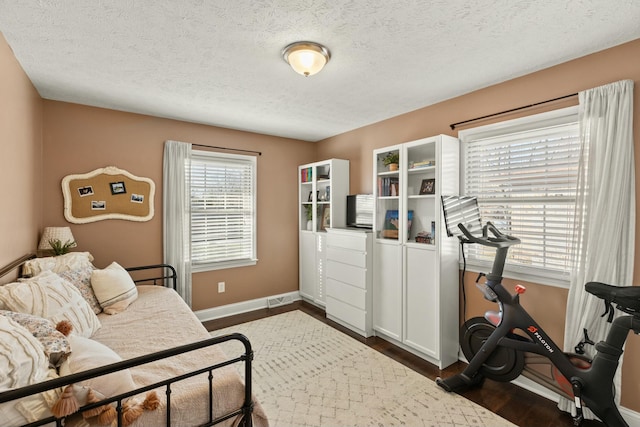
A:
585;282;640;319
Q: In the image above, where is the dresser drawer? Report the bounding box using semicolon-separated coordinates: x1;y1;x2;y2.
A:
326;246;366;268
327;232;368;252
326;259;367;289
326;295;367;332
326;278;367;310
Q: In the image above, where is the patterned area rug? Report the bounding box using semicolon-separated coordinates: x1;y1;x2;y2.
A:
211;310;515;427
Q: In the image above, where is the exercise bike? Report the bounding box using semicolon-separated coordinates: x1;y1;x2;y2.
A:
435;213;640;427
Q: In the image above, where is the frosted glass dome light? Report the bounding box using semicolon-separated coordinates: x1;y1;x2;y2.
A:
282;41;331;77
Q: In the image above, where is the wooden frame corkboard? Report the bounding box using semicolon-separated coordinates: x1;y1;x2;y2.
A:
62;166;155;224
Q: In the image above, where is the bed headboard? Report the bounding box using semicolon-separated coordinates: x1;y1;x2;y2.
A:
0;253;36;281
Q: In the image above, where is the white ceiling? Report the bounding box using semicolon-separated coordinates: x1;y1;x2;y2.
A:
1;1;640;142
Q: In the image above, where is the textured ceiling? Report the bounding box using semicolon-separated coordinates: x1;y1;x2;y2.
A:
1;1;640;142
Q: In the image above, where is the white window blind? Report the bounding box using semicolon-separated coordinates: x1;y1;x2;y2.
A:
461;107;580;285
190;150;256;271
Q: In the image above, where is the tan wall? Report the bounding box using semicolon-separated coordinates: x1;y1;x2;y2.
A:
0;33;42;283
41;101;316;310
317;38;640;411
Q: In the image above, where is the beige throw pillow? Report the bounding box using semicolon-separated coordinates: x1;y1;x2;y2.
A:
22;252;94;277
0;270;101;338
91;262;138;315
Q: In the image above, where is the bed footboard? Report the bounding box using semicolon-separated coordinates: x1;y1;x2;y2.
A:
0;333;255;427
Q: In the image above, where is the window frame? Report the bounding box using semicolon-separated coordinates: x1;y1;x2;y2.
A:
459;106;580;288
190;150;257;272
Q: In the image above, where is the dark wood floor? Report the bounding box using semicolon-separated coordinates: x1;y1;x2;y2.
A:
203;301;604;427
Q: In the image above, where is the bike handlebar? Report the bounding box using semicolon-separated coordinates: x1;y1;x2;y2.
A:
457;221;521;248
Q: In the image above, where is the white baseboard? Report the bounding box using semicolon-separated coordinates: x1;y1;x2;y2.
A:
621;407;640;427
194;291;301;323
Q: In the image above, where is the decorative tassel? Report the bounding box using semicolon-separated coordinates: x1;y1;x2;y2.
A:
52;385;79;418
81;388;110;419
96;406;116;425
121;400;144;427
142;391;160;411
55;320;73;336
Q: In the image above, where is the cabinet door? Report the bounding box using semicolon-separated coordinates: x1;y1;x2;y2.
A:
299;232;316;300
372;242;402;340
316;233;327;305
404;245;438;357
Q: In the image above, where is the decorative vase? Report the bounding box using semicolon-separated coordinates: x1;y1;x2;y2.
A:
388;163;399;171
307;220;313;231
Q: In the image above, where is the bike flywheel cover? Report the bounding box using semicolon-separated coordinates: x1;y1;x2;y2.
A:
461;317;525;382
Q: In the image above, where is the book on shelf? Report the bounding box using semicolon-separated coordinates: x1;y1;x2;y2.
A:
409;160;436;169
377;176;399;197
301;168;312;183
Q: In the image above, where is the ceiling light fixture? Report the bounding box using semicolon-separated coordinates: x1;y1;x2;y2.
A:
282;41;331;77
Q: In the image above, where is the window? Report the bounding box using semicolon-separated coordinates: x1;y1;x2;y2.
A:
460;107;580;287
190;150;257;271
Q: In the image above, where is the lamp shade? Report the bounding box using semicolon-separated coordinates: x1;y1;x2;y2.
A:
282;41;331;77
38;227;77;251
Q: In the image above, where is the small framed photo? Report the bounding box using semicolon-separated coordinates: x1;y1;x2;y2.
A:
131;194;144;203
419;179;435;195
91;200;106;210
110;181;127;195
77;186;94;197
321;205;331;230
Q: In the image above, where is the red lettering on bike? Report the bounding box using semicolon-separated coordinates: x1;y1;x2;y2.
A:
528;326;537;333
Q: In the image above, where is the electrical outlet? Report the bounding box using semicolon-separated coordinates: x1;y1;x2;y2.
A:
218;282;225;293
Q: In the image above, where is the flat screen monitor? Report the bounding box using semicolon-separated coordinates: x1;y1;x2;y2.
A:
441;195;482;238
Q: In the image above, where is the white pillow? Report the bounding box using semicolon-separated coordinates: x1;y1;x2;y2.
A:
60;335;137;397
0;315;49;390
22;252;94;277
57;336;158;425
0;271;101;338
0;368;60;426
0;316;61;425
91;262;138;315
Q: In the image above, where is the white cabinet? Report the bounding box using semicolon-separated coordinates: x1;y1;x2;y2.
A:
325;228;373;337
298;159;349;307
372;135;459;369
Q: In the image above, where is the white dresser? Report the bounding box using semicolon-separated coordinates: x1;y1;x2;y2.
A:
325;228;373;337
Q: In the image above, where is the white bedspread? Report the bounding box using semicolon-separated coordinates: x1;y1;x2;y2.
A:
91;285;268;427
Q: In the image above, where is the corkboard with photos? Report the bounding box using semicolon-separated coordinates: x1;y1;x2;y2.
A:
62;166;155;224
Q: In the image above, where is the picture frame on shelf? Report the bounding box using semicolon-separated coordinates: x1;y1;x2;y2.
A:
419;178;435;195
381;209;413;239
321;205;331;230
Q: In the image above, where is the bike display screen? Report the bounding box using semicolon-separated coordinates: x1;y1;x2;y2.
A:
441;195;482;238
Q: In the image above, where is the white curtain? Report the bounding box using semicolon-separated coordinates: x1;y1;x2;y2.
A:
560;80;635;418
163;140;192;307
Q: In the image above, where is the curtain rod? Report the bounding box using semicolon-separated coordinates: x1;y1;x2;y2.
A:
449;92;578;130
191;143;262;156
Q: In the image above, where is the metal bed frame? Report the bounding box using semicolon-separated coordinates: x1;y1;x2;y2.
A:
0;255;255;427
